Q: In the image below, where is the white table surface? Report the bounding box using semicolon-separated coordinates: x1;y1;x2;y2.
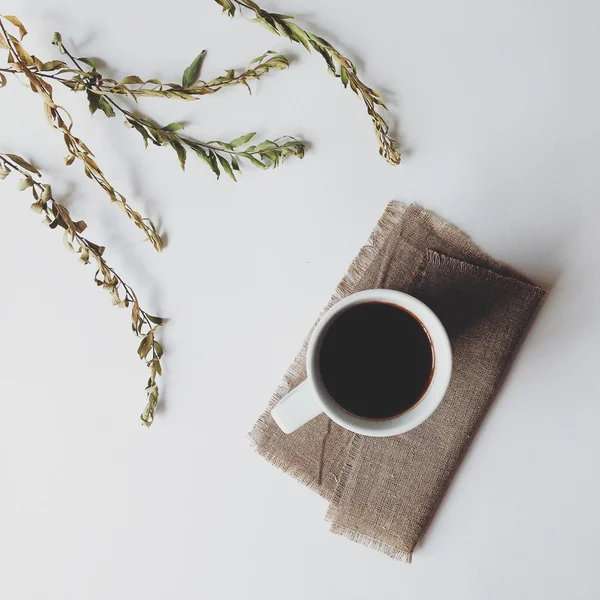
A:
1;0;599;598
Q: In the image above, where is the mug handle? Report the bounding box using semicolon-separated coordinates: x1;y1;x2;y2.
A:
271;381;323;434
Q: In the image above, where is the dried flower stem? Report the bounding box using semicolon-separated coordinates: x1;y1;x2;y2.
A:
0;151;164;426
0;17;163;251
215;0;401;165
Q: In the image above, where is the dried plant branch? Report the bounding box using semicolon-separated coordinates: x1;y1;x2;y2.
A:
0;17;163;252
0;151;164;426
55;47;290;100
0;50;291;99
214;0;401;165
123;117;305;178
52;38;305;178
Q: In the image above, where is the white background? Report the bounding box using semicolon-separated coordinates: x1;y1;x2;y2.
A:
1;0;599;598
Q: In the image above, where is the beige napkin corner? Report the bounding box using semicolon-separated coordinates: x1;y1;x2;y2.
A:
250;203;546;561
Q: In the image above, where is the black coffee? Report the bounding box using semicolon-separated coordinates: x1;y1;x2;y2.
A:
317;302;434;420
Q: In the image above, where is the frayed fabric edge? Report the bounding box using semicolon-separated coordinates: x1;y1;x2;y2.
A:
329;525;413;563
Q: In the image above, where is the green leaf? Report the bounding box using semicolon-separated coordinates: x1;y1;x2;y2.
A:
137;334;153;359
340;66;349;88
163;122;184;132
182;51;206;88
257;18;279;35
249;50;275;66
230;156;240;171
195;148;220;178
216;154;236;181
229;132;256;148
78;57;96;69
263;150;280;165
287;23;312;51
307;37;336;73
153;341;164;358
5;154;41;176
239;152;267;169
86;90;99;115
128;119;150;148
147;314;165;325
169;138;187;170
97;96;115;118
254;140;276;152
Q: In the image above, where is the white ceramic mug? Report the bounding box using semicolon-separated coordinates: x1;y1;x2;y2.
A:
271;289;452;437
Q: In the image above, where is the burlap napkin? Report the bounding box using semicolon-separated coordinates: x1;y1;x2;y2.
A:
250;203;546;561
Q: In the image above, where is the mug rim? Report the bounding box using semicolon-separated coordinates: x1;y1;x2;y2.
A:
306;289;452;437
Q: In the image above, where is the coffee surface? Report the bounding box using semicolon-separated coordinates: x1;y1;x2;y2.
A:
318;302;434;420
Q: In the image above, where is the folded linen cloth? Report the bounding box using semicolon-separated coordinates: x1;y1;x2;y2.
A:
250;203;546;561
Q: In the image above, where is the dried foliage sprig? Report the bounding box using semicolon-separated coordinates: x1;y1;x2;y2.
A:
214;0;401;165
0;17;163;252
50;38;304;178
0;151;164;426
124;118;305;179
50;44;291;100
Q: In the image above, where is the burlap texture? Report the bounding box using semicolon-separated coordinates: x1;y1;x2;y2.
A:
250;203;546;561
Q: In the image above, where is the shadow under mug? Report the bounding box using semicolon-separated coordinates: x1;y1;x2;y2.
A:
271;289;453;437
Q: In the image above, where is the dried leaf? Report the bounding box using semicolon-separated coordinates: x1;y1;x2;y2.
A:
12;40;35;67
73;220;87;233
41;60;67;71
30;200;45;213
215;0;400;164
216;0;237;16
120;75;144;85
137;334;154;359
6;154;41;175
4;15;27;40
